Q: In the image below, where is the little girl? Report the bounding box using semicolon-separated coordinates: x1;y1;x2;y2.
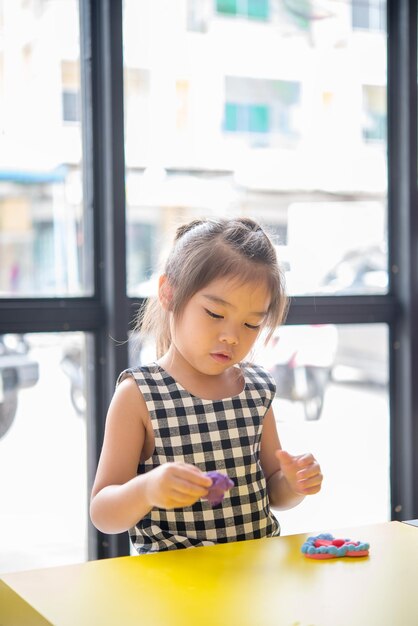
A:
90;217;322;553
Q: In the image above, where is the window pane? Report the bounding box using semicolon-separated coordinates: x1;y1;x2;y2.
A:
248;0;269;20
123;0;387;297
249;104;269;133
216;0;237;15
215;0;270;20
255;323;390;534
0;332;89;573
0;1;92;297
352;0;386;32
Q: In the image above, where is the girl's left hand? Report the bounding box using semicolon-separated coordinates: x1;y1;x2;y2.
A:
275;449;323;496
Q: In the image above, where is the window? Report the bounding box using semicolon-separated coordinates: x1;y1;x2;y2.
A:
0;332;89;572
362;84;386;142
0;0;92;574
260;323;390;534
1;0;417;572
224;77;301;141
61;61;82;122
216;0;270;20
224;102;269;133
62;90;81;123
0;3;91;297
352;0;386;31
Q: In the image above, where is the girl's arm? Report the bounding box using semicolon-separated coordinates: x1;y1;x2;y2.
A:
90;377;211;534
260;407;323;510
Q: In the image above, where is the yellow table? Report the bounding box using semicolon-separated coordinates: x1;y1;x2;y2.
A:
1;521;417;626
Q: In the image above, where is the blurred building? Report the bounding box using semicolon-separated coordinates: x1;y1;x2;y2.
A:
0;0;387;295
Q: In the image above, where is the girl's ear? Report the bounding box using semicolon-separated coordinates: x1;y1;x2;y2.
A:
158;275;173;310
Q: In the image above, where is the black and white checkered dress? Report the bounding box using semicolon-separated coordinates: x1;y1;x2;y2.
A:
118;362;280;554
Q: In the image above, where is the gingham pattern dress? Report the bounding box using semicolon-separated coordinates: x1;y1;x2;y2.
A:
117;362;280;554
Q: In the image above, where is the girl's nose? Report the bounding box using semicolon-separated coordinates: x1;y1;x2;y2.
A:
219;327;239;345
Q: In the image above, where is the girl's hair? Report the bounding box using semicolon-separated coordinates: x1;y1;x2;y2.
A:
137;217;288;357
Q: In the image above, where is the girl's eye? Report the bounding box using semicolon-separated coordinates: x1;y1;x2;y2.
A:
205;308;223;320
245;323;261;331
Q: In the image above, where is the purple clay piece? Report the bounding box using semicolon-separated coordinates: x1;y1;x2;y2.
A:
205;471;234;506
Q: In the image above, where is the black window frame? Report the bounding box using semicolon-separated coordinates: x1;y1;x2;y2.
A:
0;0;416;560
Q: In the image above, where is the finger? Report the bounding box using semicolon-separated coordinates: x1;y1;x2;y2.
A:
165;495;200;509
296;473;323;494
300;483;322;495
174;465;213;488
295;453;316;469
170;487;205;506
173;479;209;498
171;475;211;497
275;449;296;467
296;462;321;480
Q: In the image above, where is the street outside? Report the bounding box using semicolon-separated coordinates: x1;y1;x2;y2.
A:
0;339;88;575
0;339;390;574
273;382;390;536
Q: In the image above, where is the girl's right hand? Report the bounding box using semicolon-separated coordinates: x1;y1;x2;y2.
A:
144;463;213;509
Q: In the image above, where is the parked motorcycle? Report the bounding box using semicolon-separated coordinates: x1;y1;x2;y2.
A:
260;324;338;421
0;334;39;438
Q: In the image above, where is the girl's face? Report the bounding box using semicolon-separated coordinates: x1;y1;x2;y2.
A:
169;275;271;376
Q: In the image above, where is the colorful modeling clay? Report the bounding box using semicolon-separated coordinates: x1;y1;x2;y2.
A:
301;533;370;559
204;471;234;506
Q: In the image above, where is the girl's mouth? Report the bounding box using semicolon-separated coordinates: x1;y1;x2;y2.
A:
211;352;232;363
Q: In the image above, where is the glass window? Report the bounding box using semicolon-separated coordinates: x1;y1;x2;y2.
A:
123;0;387;298
216;0;237;15
61;59;81;123
216;0;269;20
0;332;89;574
224;103;269;133
362;84;386;142
0;0;92;297
249;104;269;133
248;0;269;20
223;77;300;141
352;0;386;32
62;90;81;123
255;323;390;534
